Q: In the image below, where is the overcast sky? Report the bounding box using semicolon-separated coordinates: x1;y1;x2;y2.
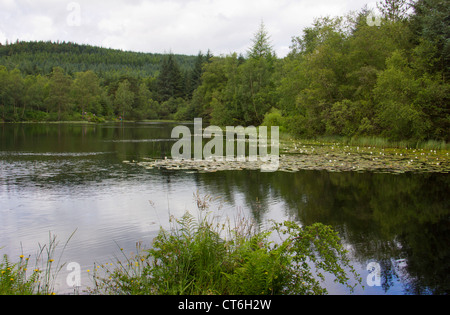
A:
0;0;378;57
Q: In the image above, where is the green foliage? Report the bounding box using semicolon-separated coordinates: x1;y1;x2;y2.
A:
0;42;201;123
0;232;75;295
262;108;286;132
0;41;196;78
274;1;449;142
1;0;449;143
0;254;38;295
91;212;361;295
157;54;185;102
377;0;410;22
114;80;134;121
194;25;277;127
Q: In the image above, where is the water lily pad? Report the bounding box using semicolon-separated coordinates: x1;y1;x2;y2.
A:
131;139;450;174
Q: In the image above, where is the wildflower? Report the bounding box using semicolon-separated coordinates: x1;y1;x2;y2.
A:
49;259;54;263
19;255;24;259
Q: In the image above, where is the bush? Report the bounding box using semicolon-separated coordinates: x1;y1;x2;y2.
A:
91;212;361;295
262;108;286;132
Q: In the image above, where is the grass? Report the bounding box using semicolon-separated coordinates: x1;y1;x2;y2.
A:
0;231;75;295
284;134;450;151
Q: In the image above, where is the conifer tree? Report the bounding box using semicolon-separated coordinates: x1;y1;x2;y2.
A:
157;54;184;102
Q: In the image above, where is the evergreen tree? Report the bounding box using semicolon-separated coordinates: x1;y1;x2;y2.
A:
157;54;184;102
188;52;205;97
410;0;450;80
247;21;275;60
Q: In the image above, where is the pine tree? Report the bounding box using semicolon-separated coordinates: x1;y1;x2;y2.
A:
247;21;275;60
157;54;184;102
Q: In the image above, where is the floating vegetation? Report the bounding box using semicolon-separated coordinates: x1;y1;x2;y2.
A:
129;139;450;174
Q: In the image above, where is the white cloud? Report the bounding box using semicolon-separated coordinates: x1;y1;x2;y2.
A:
0;0;378;56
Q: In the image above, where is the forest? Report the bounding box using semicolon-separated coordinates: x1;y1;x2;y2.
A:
0;0;448;142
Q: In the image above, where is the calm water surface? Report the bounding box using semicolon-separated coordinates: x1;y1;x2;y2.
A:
0;123;448;295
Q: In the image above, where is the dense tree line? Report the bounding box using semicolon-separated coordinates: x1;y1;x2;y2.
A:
0;0;448;142
190;0;448;141
0;40;197;78
0;43;206;122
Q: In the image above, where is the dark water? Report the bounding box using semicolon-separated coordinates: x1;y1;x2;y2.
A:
0;123;449;295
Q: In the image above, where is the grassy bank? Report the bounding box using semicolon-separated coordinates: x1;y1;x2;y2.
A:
280;132;450;151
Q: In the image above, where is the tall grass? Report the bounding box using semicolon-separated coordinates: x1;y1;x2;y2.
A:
0;231;75;295
345;137;449;150
286;134;449;150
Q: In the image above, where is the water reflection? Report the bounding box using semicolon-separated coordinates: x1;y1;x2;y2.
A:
0;123;448;295
195;170;449;294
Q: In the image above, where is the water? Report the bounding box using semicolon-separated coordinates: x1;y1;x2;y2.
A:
0;123;448;295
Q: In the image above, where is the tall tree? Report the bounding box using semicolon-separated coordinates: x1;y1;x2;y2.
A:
377;0;410;22
241;21;277;125
46;67;72;121
157;54;184;102
188;52;205;98
247;21;275;60
114;79;134;121
410;0;450;80
71;70;101;116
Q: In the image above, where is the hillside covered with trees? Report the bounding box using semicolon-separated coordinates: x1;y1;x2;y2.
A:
0;0;448;142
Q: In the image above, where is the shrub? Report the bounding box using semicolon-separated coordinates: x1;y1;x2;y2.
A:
91;212;362;295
